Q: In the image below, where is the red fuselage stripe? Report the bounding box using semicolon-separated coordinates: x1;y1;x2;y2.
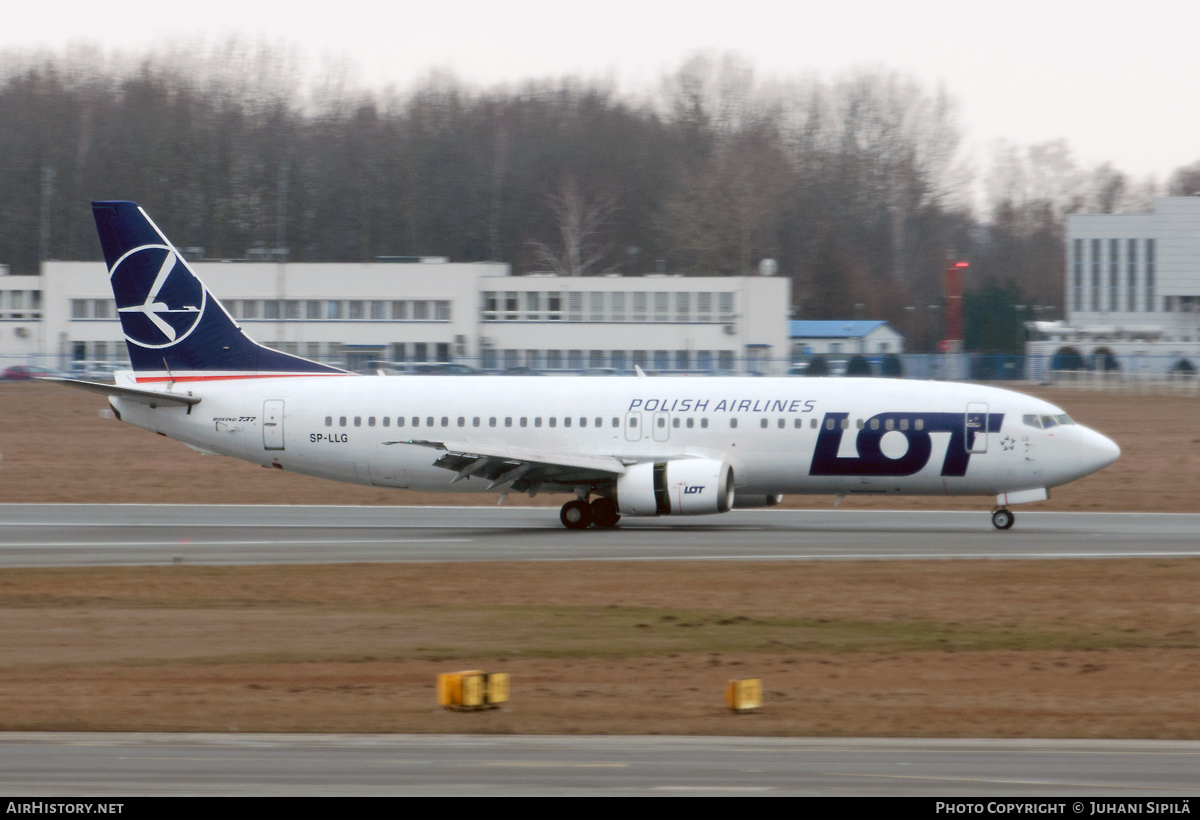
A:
135;373;349;383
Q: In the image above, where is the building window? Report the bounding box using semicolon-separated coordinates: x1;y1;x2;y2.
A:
307;301;322;319
326;300;341;320
567;292;582;321
71;299;89;319
504;292;518;320
392;300;408;321
1109;238;1119;313
413;301;430;321
632;292;647;321
1072;239;1083;312
547;292;561;320
1091;238;1101;312
1127;239;1138;312
676;291;690;322
1146;238;1156;313
718;292;735;318
481;292;496;321
525;291;540;319
611;292;625;321
371;301;387;320
435;301;450;321
589;291;604;321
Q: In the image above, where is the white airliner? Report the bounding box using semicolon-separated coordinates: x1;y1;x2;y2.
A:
51;201;1120;530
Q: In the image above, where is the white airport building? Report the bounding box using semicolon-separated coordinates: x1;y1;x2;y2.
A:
1;258;791;375
1026;196;1200;378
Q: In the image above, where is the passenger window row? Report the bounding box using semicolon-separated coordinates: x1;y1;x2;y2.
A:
321;415;832;431
325;415;622;429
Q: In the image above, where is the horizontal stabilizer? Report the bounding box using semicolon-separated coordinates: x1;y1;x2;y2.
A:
42;377;201;407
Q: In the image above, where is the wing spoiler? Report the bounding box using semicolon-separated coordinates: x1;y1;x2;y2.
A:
387;438;629;476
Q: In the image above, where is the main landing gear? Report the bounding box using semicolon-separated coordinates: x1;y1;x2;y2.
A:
991;508;1015;530
560;497;621;530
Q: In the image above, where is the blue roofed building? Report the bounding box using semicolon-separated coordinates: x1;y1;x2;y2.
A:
788;320;904;359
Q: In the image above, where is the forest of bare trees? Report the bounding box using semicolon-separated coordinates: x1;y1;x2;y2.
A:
1;44;1194;351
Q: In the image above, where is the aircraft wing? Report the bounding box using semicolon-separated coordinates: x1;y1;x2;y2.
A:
41;377;201;408
385;438;629;491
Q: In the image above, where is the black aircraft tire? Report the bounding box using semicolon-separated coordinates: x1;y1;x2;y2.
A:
992;509;1015;530
560;499;594;530
590;498;621;528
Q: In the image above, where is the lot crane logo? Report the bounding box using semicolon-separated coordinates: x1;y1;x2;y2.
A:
111;245;206;349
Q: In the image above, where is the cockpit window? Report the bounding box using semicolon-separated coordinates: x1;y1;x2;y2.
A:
1025;413;1076;429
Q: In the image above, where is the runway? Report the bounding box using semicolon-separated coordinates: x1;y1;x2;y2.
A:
4;504;1197;796
3;733;1199;796
1;504;1198;567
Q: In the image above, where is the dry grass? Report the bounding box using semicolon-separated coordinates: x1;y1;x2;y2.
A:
0;561;1197;737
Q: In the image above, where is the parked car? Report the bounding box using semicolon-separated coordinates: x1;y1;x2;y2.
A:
2;364;67;380
414;363;479;375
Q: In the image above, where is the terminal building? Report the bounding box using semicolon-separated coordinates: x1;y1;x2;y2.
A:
1026;196;1200;377
1;258;791;375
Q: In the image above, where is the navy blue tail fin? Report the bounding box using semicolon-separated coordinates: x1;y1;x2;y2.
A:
93;201;346;382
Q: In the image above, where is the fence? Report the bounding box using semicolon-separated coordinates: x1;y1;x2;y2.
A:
3;351;1197;395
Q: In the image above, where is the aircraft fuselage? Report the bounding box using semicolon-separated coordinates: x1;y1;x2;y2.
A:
112;373;1116;502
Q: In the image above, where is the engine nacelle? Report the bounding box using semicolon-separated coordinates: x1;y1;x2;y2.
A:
616;459;734;516
733;493;783;509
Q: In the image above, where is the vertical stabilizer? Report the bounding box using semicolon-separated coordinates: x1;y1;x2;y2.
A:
93;201;346;382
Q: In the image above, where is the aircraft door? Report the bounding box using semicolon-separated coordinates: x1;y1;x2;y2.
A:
652;411;670;442
965;402;989;453
263;400;285;450
625;412;642;442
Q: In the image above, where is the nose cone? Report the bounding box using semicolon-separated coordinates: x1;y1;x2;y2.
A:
1079;426;1121;476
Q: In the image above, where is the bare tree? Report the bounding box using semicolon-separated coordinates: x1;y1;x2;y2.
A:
528;176;620;276
1168;159;1200;197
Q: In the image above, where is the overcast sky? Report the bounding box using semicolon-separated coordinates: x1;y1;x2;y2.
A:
7;0;1199;183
